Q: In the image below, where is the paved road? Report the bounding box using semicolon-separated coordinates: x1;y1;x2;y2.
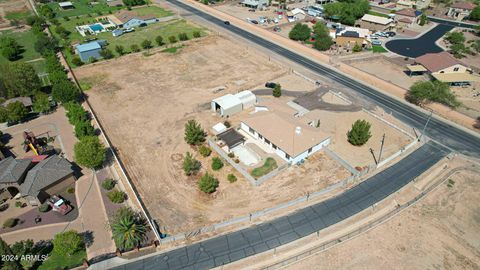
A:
426;16;477;29
167;0;480;158
385;24;454;58
111;141;449;270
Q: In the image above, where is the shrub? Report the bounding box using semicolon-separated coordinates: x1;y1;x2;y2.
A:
102;178;116;190
227;174;237;183
178;32;189;41
211;157;224;171
193;31;201;38
3;218;18;228
130;44;140;52
347;119;372;146
273;84;281;98
155;35;164;46
67;187;75;194
72;56;83;66
38;204;50;212
141;39;152;49
115;45;125;55
168;35;177;43
198;145;212;157
107;189;126;204
74;120;95;139
15;201;23;208
100;48;114;59
227;152;235;158
223;121;231;128
74;136;106;169
53;230;84;256
198;172;219;193
407;81;460;108
183;152;201;176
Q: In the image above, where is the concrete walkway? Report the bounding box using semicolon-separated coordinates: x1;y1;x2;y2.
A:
1;170;116;260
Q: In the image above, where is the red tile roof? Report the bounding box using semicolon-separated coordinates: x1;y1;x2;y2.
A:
451;2;477;10
396;8;420;17
415;52;462;73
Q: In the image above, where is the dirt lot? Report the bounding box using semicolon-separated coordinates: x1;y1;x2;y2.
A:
285;170;480;270
0;0;31;29
75;35;351;234
348;57;428;90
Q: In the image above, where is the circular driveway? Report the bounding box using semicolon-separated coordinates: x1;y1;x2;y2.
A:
385;24;454;58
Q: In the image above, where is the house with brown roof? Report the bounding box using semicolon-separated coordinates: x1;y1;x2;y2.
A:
447;2;477;20
395;8;422;26
110;10;158;29
408;52;479;84
240;111;330;164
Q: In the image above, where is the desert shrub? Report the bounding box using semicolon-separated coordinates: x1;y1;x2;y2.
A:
183;152;201;176
67;187;75;194
178;32;189;41
198;145;212;157
211;157;224;170
227;174;237;183
15;201;23;208
227;152;235;158
193;31;201;38
107;189;126;204
102;178;116;190
223;121;231;128
3;218;18;228
38;204;50;212
347;119;372;146
198;172;219;193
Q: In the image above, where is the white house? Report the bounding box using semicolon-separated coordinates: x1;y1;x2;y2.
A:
112;10;158;28
447;2;477;21
211;90;257;117
241;0;269;9
240;111;330;164
286;8;306;22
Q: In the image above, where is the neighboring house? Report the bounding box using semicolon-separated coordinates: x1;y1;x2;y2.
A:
0;155;75;205
106;0;123;7
395;8;422;26
358;14;395;31
410;52;479;84
113;10;158;28
112;29;123;37
307;6;324;17
2;97;33;112
315;0;334;4
241;0;268;9
75;41;103;62
58;1;74;9
447;2;477;21
20;155;75;205
396;0;415;8
334;27;370;48
240;111;330;164
211;90;257;117
286;8;306;22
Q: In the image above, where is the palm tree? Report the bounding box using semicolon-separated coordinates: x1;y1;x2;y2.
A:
111;208;147;250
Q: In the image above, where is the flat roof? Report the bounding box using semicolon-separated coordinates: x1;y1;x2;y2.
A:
213;94;242;110
432;73;480;83
76;41;101;53
218;129;245;148
59;1;73;6
406;64;428;72
361;14;392;25
242;111;329;157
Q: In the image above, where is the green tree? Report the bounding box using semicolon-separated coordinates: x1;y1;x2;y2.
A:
288;23;311;41
100;48;114;59
312;23;333;51
0;107;8;123
122;0;146;6
54;26;70;39
39;5;55;19
0;62;42;98
34;35;58;55
65;102;87;125
183;151;201;176
419;14;428;26
33;91;51;114
7;101;28;123
115;45;125;55
347;119;372;146
75;120;95;139
273;84;282;97
352;43;362;52
155;36;164;46
74;136;106;168
10;239;35;270
141;39;152;50
407;80;459;107
107;189;125;203
211;157;224;170
323;0;369;25
184;119;206;145
198;172;219;193
178;32;189;41
193;31;201;38
168;35;177;43
72;56;84;66
445;32;465;45
110;207;147;250
130;44;140;52
0;36;22;60
198;145;212;157
0;237;21;270
53;230;84;256
469;6;480;21
51;79;80;104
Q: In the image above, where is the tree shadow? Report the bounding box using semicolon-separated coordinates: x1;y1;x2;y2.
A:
80;230;95;248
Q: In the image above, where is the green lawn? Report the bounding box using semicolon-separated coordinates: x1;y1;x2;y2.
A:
47;0;123;18
0;30;46;73
251;158;278;179
38;249;86;270
161;45;183;53
367;10;390;18
5;10;33;21
371;45;388;53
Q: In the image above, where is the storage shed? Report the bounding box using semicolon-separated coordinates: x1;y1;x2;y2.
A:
235;90;256;109
211;91;257;117
76;41;102;62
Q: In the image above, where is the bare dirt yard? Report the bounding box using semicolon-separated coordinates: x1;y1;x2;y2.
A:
75;35;351;234
0;0;31;29
285;170;480;270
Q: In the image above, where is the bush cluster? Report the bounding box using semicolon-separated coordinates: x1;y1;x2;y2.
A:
211;157;224;171
102;178;116;190
199;145;212;157
107;189;126;204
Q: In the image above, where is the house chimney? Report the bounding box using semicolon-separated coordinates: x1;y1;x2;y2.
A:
295;126;302;135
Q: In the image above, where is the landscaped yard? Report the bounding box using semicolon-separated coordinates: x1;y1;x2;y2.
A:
372;45;388;53
367;10;390;18
0;29;46;73
251;157;278;178
46;0;123;18
38;249;86;270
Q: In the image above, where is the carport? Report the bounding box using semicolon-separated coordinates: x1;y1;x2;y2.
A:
406;64;427;76
211;94;242;117
217;129;245;151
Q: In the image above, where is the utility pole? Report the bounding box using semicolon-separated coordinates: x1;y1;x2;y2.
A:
419;110;433;142
378;133;385;164
369;148;378;165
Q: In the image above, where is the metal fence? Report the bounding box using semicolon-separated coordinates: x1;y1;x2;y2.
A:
261;163;473;270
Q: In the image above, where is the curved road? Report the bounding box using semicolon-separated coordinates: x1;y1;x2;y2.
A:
385;24;453;58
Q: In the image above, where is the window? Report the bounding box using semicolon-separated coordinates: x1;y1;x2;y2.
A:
308;148;312;154
285;153;290;159
259;134;263;139
453;67;459;71
249;127;255;134
265;139;270;145
272;144;277;150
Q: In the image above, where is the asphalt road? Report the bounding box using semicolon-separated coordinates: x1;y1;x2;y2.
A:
166;0;480;158
111;141;449;270
385;24;454;58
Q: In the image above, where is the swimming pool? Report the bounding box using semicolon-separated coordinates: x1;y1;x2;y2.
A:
89;24;104;32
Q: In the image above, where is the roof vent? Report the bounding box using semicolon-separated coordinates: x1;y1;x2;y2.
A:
295;126;302;135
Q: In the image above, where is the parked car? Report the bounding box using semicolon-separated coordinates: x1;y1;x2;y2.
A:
124;28;135;33
248;8;256;12
386;31;396;37
273;26;281;32
224;21;230;25
372;40;383;45
47;195;72;215
265;82;277;88
250;20;259;24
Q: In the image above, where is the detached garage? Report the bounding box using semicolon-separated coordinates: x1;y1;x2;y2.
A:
211;91;257;117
